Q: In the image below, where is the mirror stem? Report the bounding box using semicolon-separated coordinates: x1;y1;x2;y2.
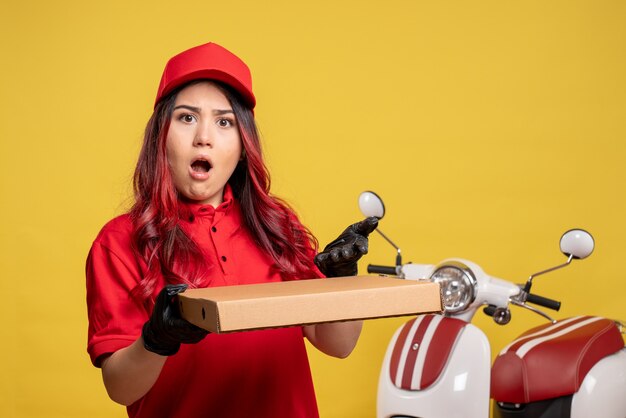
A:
523;254;573;293
375;228;403;266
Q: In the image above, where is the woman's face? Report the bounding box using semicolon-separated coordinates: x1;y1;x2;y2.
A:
166;81;242;207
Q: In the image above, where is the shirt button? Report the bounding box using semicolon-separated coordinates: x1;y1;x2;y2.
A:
211;226;217;232
221;255;227;262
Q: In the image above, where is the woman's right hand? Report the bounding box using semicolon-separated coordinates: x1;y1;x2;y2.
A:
142;284;209;356
101;284;208;405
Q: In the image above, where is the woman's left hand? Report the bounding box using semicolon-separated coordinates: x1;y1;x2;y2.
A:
314;217;379;277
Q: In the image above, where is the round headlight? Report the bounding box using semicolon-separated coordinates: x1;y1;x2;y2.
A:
430;261;477;313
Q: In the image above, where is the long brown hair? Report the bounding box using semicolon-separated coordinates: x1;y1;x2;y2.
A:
130;81;319;305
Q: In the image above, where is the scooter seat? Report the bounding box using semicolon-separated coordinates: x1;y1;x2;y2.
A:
491;316;623;404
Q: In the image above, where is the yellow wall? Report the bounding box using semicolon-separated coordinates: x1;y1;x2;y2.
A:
1;1;625;417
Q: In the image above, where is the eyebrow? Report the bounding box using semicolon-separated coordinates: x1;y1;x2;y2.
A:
173;105;234;115
173;105;201;113
213;109;235;116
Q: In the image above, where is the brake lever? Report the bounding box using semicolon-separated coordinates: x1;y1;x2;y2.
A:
509;299;557;324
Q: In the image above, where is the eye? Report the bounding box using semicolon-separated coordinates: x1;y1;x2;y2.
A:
217;118;235;128
178;113;196;123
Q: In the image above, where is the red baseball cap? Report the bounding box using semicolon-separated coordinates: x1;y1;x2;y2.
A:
154;42;256;109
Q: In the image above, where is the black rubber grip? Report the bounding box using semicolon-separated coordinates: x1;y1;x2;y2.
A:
527;293;561;311
483;305;497;317
367;264;397;275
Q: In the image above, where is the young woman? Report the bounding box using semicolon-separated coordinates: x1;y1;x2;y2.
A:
86;42;378;418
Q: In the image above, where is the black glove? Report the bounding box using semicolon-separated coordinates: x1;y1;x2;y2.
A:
142;284;209;356
314;217;379;277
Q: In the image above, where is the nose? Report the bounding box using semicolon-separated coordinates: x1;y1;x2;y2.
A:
193;122;213;147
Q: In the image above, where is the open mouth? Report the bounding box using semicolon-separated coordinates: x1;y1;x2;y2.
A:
191;158;212;173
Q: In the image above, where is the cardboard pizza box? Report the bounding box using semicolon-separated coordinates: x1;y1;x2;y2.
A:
178;275;442;333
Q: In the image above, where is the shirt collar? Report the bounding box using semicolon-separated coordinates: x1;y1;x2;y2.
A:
183;184;235;218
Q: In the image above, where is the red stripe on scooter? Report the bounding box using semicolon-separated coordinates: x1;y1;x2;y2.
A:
389;317;416;384
421;317;467;389
503;316;590;354
401;315;435;390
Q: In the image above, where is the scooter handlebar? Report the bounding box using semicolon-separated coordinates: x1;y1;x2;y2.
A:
367;264;398;275
526;293;561;311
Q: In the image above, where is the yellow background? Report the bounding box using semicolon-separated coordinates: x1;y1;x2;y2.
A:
1;1;625;417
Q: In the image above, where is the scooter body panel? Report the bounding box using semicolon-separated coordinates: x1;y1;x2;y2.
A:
377;318;490;418
571;348;626;418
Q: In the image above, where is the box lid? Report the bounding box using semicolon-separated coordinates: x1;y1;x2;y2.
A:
178;275;442;333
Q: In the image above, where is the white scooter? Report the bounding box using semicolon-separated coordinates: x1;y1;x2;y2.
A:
358;191;626;418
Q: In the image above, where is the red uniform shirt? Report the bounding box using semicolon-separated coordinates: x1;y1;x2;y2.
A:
86;188;319;418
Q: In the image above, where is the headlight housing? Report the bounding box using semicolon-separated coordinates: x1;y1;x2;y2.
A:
430;261;477;313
